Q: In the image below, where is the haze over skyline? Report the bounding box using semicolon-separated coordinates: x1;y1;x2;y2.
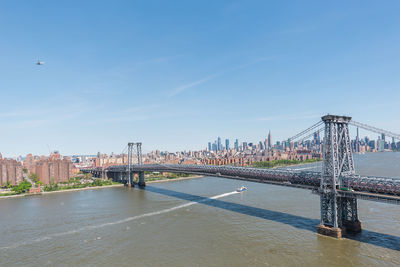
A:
1;1;400;157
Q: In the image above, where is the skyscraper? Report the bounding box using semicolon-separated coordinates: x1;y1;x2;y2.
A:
234;139;239;151
268;130;272;149
314;131;321;145
208;142;212;151
355;127;360;152
378;138;385;151
225;139;230;150
212;142;217;151
356;127;359;141
217;137;222;151
243;142;248;151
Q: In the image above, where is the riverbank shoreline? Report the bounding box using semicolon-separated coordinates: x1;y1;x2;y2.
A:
0;184;125;199
0;175;205;199
252;159;323;169
271;161;322;169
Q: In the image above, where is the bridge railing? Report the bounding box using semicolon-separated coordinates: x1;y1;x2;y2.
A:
82;164;400;196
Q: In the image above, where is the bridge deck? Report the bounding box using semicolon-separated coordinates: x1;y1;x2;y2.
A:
83;164;400;204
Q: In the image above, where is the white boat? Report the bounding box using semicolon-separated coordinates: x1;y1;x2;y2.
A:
236;186;247;192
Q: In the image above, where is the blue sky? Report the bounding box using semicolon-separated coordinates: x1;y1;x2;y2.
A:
1;1;400;157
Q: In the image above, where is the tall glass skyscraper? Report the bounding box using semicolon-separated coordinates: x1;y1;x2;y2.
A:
234;139;239;151
225;139;229;150
212;142;217;151
217;137;222;151
268;130;272;149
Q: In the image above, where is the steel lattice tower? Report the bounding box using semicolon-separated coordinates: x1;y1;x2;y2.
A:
127;142;143;187
127;142;134;186
318;115;362;237
136;142;143;165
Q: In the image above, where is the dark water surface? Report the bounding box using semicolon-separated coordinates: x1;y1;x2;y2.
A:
0;153;399;266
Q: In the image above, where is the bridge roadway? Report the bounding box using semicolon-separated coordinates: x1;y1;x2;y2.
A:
85;164;400;205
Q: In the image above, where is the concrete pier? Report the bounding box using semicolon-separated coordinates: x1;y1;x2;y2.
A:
342;220;363;234
317;220;362;238
138;171;145;187
317;225;342;238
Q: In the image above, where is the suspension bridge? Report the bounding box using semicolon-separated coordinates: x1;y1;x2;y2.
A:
82;115;400;238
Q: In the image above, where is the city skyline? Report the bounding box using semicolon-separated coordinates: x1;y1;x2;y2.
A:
0;121;398;158
2;125;398;160
1;1;400;156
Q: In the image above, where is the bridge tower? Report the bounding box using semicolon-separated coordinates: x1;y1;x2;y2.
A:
127;142;145;187
318;115;362;238
136;142;145;187
127;143;135;187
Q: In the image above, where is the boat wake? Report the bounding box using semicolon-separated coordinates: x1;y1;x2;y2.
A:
0;190;239;250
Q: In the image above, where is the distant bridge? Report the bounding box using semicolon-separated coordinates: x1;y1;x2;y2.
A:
82;115;400;238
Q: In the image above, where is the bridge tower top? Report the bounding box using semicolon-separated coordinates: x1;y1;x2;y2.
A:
321;115;352;123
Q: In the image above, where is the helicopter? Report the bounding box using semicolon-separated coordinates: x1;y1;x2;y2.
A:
36;59;45;65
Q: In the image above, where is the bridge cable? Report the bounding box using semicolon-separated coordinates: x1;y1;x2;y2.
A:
349;120;400;140
287;120;323;142
296;127;325;143
121;145;128;155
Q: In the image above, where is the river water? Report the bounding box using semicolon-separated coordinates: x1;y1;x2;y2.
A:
0;153;399;266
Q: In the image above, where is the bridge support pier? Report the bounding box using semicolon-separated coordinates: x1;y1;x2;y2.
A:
138;171;145;187
118;172;124;183
317;194;362;238
129;172;135;187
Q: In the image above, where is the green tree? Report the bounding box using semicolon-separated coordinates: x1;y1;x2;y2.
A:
5;181;12;189
11;180;32;194
92;179;103;186
29;173;39;183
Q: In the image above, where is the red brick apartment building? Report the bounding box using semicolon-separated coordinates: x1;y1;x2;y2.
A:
0;155;24;186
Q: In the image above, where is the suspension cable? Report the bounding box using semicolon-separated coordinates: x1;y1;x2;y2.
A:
121;145;128;155
297;127;324;143
350;120;400;140
287;121;323;142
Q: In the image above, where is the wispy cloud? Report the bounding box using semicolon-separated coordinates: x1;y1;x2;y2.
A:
104;55;179;80
168;57;273;98
0;97;94;129
82;104;179;126
123;104;162;114
0;109;52;119
168;73;220;98
3;119;55;129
